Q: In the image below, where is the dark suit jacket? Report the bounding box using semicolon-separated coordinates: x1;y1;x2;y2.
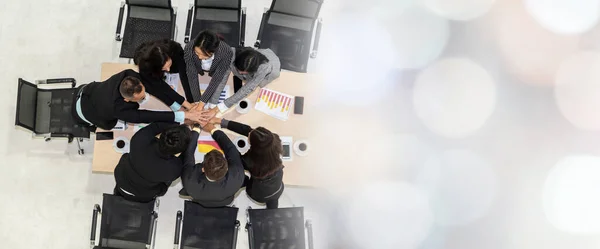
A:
114;122;194;199
79;69;175;130
180;130;245;207
221;120;284;202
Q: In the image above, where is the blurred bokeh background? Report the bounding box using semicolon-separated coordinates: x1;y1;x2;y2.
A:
312;0;600;248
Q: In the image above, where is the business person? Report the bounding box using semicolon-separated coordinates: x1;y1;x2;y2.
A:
71;69;202;131
208;118;284;209
179;122;245;207
134;40;195;110
202;47;280;118
183;30;234;105
114;122;196;202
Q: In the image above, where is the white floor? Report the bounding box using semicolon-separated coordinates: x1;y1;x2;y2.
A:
0;0;332;248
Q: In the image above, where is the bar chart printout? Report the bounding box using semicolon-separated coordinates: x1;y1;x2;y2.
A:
255;88;294;121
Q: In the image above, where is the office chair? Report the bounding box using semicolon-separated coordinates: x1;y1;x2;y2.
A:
15;78;90;155
255;0;324;73
90;194;159;249
116;0;177;59
245;207;315;249
184;0;246;47
173;201;241;249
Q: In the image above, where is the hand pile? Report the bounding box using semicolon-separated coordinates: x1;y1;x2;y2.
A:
183;102;221;131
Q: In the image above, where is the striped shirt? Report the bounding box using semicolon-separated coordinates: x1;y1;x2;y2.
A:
183;39;234;103
226;48;281;108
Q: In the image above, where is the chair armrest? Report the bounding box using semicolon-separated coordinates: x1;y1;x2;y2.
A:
149;211;158;248
231;220;240;249
40;78;76;88
116;1;125;41
171;7;178;40
306;220;314;249
240;7;247;47
254;9;269;48
90;204;101;248
184;5;194;43
245;208;254;249
310;18;323;59
174;211;182;249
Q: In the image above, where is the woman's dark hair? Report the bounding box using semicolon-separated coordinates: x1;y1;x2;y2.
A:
134;40;171;78
245;127;283;178
158;125;191;156
193;30;222;56
234;47;269;74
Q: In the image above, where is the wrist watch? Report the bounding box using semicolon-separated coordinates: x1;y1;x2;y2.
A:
192;123;201;132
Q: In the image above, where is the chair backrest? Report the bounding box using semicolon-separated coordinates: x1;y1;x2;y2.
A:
127;0;171;8
15;79;38;133
270;0;322;19
181;201;238;249
99;194;155;249
248;207;307;249
195;0;240;9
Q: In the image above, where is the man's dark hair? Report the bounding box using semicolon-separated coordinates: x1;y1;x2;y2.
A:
158;125;191;155
119;76;144;99
134;40;171;78
234;47;269;74
245;127;283;178
193;30;222;56
203;150;228;180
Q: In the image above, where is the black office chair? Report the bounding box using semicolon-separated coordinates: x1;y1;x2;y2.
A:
173;201;240;249
255;0;324;73
245;207;315;249
90;194;159;249
116;0;177;59
184;0;246;47
15;78;90;155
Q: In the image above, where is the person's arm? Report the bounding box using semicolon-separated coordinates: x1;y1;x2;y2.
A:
181;130;200;168
219;118;252;137
183;42;203;102
199;49;233;105
218;64;270;112
211;129;243;171
115;100;186;123
131;121;177;146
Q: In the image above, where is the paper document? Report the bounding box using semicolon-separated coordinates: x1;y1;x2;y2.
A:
255;88;294;121
200;84;230;102
194;135;223;163
164;73;179;91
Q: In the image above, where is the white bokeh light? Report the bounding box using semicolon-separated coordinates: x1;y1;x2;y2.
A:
412;58;496;138
344;181;434;249
415;150;497;227
544;155;600;234
555;51;600;130
422;0;496;21
525;0;600;34
318;13;396;105
384;3;450;69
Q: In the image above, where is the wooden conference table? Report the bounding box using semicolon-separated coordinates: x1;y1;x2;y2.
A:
92;63;319;186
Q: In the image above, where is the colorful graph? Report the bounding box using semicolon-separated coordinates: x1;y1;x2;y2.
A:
197;136;223;154
255;88;294;121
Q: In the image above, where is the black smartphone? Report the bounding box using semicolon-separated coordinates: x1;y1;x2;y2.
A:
96;131;114;141
294;96;304;114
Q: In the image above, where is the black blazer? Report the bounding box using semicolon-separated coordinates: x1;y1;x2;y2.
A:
79;69;176;130
114;122;193;199
180;130;245;207
137;39;188;105
221;120;284;202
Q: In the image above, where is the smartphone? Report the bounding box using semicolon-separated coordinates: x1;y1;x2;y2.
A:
294;96;304;114
282;142;291;160
96;131;114;141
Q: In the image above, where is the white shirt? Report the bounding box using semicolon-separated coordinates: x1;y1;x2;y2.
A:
201;54;214;71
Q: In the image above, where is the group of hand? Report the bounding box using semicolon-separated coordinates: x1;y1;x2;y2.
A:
183;102;222;131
